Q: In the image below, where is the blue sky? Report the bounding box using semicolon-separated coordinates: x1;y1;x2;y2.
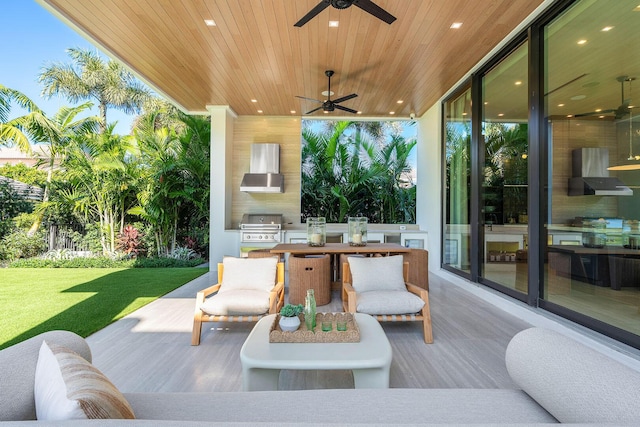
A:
1;1;136;135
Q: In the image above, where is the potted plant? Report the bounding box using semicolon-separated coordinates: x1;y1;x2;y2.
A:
279;303;303;332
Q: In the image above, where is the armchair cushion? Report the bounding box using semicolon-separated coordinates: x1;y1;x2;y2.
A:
201;289;271;315
348;255;406;293
356;290;425;315
220;257;278;293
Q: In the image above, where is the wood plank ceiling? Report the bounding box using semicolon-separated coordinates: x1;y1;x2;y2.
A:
38;0;544;117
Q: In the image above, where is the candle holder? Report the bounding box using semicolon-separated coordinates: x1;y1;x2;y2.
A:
348;217;368;246
307;217;326;247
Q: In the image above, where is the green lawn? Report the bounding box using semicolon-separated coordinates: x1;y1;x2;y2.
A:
0;267;208;349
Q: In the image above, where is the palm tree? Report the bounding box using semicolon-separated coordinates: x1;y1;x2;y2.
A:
301;120;416;223
27;103;100;234
39;48;152;133
0;85;45;153
133;111;210;255
62;124;140;254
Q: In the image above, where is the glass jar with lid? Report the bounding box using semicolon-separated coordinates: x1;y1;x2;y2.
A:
307;217;326;247
348;217;368;246
623;220;640;249
582;218;607;248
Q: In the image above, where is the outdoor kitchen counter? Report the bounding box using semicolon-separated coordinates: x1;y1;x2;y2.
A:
270;242;411;255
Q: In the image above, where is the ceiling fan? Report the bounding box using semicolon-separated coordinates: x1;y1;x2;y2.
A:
294;0;396;27
576;76;634;119
296;70;358;114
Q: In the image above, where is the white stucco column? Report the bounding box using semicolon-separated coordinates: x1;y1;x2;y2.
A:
208;106;237;272
416;103;442;272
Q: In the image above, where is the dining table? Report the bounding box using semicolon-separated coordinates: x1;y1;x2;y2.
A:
270;243;411;288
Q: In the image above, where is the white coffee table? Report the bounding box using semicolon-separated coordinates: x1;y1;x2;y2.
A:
240;313;392;391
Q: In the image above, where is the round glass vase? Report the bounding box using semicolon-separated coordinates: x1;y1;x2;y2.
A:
307;217;326;247
348;217;368;246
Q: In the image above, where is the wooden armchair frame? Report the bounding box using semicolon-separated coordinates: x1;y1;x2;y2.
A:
191;261;285;345
342;261;433;344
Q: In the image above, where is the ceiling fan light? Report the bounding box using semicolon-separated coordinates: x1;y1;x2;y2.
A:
608;164;640;171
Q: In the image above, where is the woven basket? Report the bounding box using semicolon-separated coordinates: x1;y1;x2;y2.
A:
288;254;331;305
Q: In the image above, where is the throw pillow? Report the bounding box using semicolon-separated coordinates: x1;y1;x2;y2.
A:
348;255;406;293
220;256;278;292
34;341;135;420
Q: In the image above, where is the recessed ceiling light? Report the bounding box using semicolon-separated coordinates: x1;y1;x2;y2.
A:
635;5;640;12
251;99;257;103
498;113;504;117
599;115;605;119
462;112;467;116
324;111;329;114
204;19;216;26
357;111;362;114
290;110;296;114
601;26;614;32
329;21;339;27
577;39;587;45
558;103;565;107
450;22;462;29
515;81;522;86
389;112;395;115
397;100;403;104
484;102;488;105
567;114;574;118
257;110;263;114
595;108;602;112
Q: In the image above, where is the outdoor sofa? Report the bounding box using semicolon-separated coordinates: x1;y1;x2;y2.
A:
1;326;640;426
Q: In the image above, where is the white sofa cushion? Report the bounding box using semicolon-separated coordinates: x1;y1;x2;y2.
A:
220;257;277;292
34;341;134;420
201;289;271;315
356;290;425;315
348;255;406;293
506;327;640;424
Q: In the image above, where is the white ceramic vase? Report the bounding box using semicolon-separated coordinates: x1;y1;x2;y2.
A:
279;315;300;332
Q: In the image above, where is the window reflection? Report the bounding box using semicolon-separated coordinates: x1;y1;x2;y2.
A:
444;88;472;272
480;42;529;293
544;0;640;337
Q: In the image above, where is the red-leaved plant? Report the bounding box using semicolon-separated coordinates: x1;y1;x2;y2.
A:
117;225;142;257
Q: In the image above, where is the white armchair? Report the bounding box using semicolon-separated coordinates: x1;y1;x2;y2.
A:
342;255;433;343
191;257;285;345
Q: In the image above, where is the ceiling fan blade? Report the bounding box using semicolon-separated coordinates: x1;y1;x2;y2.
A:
294;1;331;27
296;95;323;104
335;104;358;114
305;106;324;114
332;93;358;104
353;0;396;24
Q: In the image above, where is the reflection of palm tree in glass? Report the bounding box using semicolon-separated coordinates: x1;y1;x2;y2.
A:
445;122;471;225
484;123;528;223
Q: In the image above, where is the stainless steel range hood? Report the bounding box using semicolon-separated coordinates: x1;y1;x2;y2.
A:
240;143;284;193
568;148;632;196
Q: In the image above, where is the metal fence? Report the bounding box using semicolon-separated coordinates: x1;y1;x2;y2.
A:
43;223;90;252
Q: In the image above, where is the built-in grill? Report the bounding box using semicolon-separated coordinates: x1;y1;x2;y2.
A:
240;214;283;243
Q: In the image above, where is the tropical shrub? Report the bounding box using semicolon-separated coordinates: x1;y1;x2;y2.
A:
0;229;47;261
41;249;74;260
117;225;143;257
169;246;198;261
0;179;34;238
8;255;205;268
